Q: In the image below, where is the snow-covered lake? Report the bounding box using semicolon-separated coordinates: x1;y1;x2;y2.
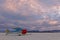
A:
0;33;60;40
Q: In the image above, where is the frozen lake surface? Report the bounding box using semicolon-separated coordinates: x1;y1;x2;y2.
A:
0;33;60;40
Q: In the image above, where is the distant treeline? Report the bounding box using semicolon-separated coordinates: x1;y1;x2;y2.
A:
0;30;60;33
27;30;60;33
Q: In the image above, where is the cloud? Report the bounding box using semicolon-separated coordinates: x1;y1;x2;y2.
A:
48;20;59;25
28;0;48;15
2;0;48;15
2;0;25;13
0;0;60;31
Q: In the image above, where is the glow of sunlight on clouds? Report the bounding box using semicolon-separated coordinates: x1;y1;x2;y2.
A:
58;6;60;14
51;5;60;14
4;0;17;12
4;0;27;12
4;0;47;15
28;0;47;15
48;20;58;25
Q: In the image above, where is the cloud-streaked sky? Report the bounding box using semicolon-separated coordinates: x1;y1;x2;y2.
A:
0;0;60;31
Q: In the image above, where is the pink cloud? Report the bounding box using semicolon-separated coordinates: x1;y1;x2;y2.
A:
2;0;48;15
48;20;58;25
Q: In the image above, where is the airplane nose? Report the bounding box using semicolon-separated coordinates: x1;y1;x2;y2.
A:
21;29;27;35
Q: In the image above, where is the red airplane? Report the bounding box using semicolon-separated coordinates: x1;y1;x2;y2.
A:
5;27;27;36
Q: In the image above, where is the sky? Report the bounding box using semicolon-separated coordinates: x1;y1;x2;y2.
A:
0;0;60;31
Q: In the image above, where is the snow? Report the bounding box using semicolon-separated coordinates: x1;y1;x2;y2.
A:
0;33;60;40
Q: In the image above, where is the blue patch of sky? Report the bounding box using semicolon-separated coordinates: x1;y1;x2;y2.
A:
38;0;56;6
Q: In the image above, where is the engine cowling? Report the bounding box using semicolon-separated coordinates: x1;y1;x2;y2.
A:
21;29;27;35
